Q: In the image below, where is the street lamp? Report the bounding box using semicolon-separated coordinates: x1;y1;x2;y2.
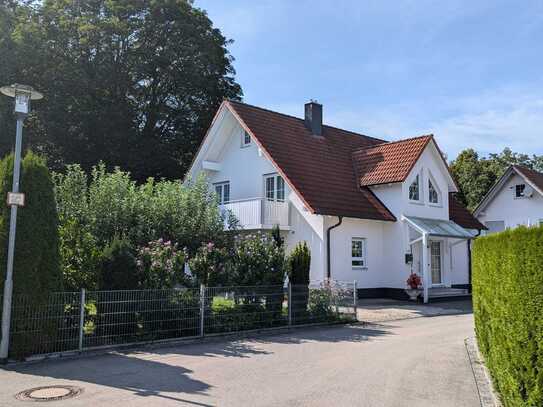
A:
0;84;43;362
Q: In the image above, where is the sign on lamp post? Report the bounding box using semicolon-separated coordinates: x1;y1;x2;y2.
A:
0;84;43;363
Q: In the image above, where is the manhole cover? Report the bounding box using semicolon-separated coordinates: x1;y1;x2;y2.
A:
15;385;82;402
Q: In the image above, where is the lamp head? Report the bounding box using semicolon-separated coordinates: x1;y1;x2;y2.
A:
0;84;43;115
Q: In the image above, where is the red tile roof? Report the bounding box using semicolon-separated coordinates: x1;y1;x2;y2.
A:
513;165;543;193
222;100;481;228
352;136;433;186
226;100;396;221
449;193;486;230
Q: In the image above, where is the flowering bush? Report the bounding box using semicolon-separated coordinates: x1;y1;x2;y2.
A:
136;239;187;289
229;232;286;286
188;242;228;286
406;273;422;289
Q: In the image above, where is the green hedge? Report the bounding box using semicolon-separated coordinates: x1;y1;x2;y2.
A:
472;226;543;407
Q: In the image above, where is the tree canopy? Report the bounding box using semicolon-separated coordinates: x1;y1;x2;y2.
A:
0;0;242;181
450;148;543;211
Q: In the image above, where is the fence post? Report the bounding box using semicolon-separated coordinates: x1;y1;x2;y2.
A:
78;288;86;352
199;284;205;337
288;283;292;326
353;281;358;321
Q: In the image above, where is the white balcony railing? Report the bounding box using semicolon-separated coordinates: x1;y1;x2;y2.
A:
220;198;289;229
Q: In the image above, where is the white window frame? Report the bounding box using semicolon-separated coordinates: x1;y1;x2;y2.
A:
515;183;526;198
427;171;442;206
264;173;285;202
351;237;367;269
241;131;252;148
213;181;230;205
408;170;422;203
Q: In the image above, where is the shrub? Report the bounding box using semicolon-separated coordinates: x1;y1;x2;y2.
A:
98;236;138;290
0;152;62;359
188;242;228;286
287;241;311;316
287;241;311;285
54;164;230;289
229;232;286;286
472;226;543;407
0;152;62;296
136;239;188;289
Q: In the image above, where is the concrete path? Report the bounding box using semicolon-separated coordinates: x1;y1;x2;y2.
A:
0;313;478;407
357;298;472;323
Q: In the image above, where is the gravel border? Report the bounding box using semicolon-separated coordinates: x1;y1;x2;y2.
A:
465;337;502;407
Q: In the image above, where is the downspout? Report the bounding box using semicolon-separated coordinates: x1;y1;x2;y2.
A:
326;216;343;280
467;230;481;294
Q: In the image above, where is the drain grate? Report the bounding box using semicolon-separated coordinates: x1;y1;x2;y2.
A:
15;385;83;402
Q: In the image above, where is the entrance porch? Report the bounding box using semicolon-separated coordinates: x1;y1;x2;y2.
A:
402;215;477;303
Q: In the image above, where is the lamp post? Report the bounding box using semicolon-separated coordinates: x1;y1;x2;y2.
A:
0;84;43;362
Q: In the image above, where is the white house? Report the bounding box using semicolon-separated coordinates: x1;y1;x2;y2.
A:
474;165;543;233
187;100;485;302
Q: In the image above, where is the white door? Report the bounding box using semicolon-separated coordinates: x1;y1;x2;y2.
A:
430;241;442;285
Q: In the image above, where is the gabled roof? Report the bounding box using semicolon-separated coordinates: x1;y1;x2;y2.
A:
474;165;543;217
352;136;432;186
226;100;396;221
513;165;543;194
449;193;486;230
193;100;481;227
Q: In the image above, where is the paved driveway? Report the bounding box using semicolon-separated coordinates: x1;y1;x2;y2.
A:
0;311;478;407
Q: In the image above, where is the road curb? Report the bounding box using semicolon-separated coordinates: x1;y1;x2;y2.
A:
465;337;502;407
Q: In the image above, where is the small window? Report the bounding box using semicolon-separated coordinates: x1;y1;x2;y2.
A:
409;175;420;201
214;182;230;204
242;131;251;147
515;184;526;198
428;179;439;204
351;238;366;268
264;174;285;202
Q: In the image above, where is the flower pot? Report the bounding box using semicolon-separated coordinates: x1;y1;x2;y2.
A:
405;288;421;301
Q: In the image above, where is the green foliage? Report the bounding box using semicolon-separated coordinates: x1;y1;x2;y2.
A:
0;152;62;297
450;148;543;210
54;164;229;289
1;0;242;181
287;241;311;285
228;232;286;286
188;242;228;286
98;236;138;291
136;239;187;289
472;226;543;407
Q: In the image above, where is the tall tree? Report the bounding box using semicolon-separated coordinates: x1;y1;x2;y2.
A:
0;0;242;180
450;147;543;211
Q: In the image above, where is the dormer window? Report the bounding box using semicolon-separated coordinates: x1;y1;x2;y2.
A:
241;131;251;147
409;175;420;201
428;179;439;204
515;184;525;198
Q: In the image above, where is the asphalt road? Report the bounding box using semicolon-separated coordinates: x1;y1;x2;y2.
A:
0;313;479;407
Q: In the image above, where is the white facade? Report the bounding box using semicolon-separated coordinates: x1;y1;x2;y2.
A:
188;105;474;301
475;171;543;233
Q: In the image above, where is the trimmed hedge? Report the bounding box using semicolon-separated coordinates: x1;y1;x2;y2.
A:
472;226;543;407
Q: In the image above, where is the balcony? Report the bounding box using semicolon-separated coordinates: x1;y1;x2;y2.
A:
220;198;290;230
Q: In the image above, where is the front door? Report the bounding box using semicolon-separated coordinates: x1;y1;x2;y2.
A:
430;241;442;285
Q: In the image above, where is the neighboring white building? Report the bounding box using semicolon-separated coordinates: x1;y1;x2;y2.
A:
187;100;485;302
474;165;543;233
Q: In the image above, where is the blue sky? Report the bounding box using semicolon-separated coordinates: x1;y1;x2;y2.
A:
195;0;543;160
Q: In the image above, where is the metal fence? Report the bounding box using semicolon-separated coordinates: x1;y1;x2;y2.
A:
0;280;357;361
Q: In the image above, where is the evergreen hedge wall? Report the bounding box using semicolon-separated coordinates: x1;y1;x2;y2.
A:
472;226;543;407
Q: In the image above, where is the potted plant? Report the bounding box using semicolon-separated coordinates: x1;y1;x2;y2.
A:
405;273;422;301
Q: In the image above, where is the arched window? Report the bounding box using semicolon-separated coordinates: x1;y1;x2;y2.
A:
409;175;420;201
428;179;439;204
